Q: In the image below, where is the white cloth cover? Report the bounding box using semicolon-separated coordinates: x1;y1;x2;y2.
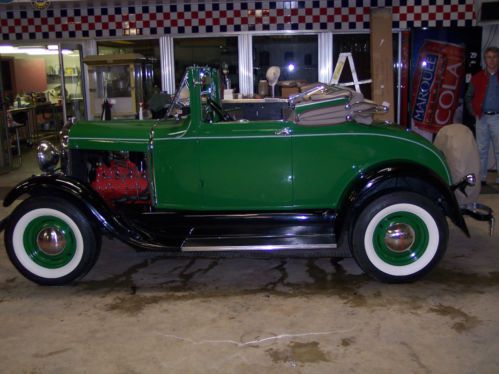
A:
433;124;481;205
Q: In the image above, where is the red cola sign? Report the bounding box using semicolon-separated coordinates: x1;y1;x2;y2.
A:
412;40;465;134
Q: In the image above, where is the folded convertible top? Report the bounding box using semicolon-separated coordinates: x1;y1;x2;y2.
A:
289;85;388;125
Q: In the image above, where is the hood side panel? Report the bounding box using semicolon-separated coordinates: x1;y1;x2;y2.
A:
68;120;156;152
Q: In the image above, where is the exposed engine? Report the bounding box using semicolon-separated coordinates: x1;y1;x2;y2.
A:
67;150;150;205
91;158;149;204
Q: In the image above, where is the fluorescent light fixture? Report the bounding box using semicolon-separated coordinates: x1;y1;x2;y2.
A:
24;49;59;55
0;45;17;53
0;45;72;55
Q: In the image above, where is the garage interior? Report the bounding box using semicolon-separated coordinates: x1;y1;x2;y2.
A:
1;0;499;372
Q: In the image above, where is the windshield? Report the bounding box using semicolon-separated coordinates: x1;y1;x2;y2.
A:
166;72;190;118
166;67;226;122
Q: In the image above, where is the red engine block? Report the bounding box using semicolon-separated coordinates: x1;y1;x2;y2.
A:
91;159;149;203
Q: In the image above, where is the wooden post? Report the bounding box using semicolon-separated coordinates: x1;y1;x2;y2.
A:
370;8;394;122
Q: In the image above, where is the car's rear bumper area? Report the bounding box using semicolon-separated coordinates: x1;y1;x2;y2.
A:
461;202;495;236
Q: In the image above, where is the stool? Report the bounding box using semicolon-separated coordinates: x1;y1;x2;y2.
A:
8;110;28;166
8;122;25;165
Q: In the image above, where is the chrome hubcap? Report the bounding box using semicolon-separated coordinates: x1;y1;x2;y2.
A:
36;228;67;256
384;223;415;253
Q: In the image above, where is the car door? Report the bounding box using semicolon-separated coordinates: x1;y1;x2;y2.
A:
292;123;357;209
196;120;293;210
152;119;204;210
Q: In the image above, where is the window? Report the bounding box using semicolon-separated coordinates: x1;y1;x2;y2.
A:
333;33;401;120
0;44;76;137
97;39;161;104
173;37;238;91
53;45;86;121
253;35;318;98
333;34;372;99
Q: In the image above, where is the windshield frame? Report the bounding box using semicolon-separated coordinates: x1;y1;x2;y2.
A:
166;70;190;118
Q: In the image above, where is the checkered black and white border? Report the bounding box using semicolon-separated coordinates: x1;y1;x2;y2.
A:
0;0;476;41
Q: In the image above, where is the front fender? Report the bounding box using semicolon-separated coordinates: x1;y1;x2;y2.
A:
335;161;469;242
5;174;95;207
2;175;170;250
3;175;125;234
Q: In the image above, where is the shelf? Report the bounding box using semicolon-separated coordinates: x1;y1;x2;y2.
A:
47;74;79;78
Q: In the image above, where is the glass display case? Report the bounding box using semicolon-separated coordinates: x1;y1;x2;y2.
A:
84;54;155;119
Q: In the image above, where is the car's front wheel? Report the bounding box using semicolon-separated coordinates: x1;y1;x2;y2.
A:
351;192;448;283
4;197;101;285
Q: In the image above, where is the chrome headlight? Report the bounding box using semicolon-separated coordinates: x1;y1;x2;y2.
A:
37;141;60;173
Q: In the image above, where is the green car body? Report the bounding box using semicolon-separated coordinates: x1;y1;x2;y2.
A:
67;68;451;212
2;66;488;286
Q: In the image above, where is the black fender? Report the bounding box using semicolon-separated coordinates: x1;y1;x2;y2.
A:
2;174;174;250
334;161;469;244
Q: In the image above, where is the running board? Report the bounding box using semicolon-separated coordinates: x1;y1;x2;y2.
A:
182;235;337;252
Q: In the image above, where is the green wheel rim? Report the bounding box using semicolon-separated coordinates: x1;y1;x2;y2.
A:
372;211;429;266
23;216;77;269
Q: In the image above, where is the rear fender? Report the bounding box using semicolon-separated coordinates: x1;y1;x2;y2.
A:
334;162;469;245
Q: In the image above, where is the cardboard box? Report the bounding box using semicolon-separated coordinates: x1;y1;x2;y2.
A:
281;86;300;98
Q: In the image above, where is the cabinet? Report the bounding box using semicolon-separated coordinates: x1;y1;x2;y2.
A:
222;99;289;121
84;53;154;119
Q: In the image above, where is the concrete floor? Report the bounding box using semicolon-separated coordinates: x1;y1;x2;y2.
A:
1;149;499;373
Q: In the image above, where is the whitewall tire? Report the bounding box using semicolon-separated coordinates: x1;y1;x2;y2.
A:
5;197;100;285
351;192;448;283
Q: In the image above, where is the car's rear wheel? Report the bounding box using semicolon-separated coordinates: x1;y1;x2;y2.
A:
351;192;448;283
4;197;100;285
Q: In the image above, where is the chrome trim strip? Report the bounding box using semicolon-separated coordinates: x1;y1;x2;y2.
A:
156;135;285;140
182;243;337;252
168;130;188;136
294;97;348;108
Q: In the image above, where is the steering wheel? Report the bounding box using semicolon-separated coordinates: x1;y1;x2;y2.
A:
207;98;234;121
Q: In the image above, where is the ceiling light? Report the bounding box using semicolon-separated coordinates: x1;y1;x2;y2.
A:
0;45;72;55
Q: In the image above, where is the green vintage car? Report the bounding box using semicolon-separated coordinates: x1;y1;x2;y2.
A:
0;67;493;285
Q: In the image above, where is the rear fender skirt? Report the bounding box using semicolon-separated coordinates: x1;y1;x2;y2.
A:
2;175;174;250
335;161;469;242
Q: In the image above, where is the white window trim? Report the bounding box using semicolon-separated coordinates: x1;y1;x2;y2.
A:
160;36;175;94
